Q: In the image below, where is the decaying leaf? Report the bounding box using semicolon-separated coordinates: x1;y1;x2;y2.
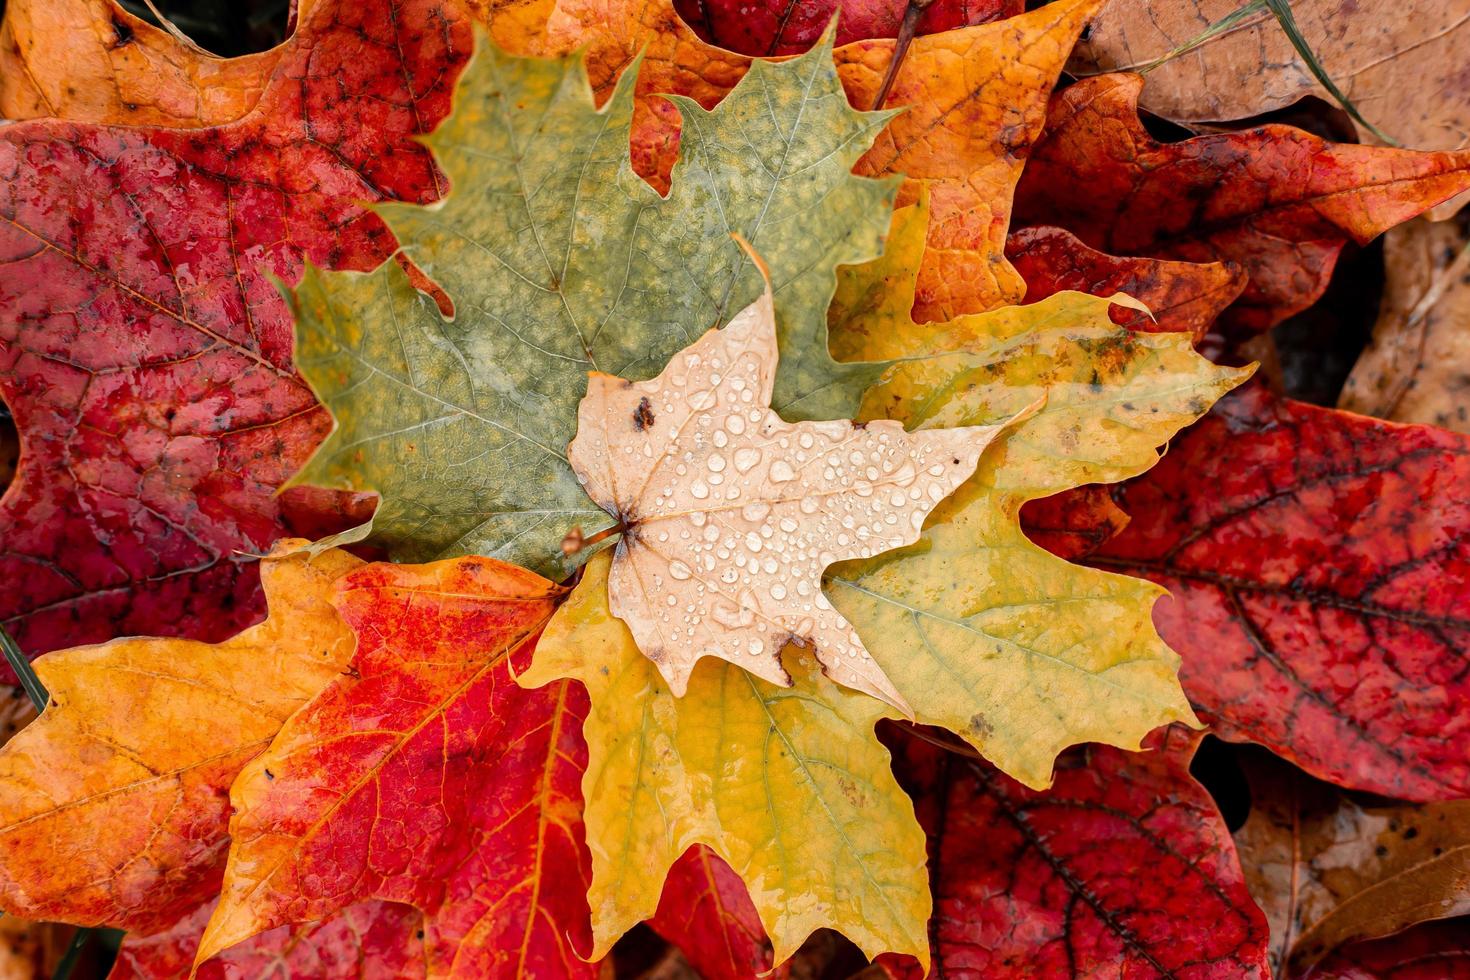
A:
1340;217;1470;432
1014;73;1470;333
292;31;897;580
0;544;361;934
570;273;1016;708
0;0;464;666
1093;384;1470;801
200;557;592;979
1234;750;1470;974
824;196;1249;788
517;551;930;969
876;728;1270;977
671;0;1021;55
488;0;1099;319
0;0;300;127
1071;0;1470;220
112;898;425;980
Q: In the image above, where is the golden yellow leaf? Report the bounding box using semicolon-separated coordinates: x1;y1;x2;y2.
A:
517;552;929;968
0;543;361;933
569;273;1018;709
823;195;1253;788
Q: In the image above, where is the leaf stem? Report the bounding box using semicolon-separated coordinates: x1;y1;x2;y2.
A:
870;0;934;110
0;626;46;712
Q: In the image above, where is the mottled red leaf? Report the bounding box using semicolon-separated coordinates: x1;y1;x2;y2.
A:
651;847;773;980
1005;225;1246;342
111;898;426;980
1304;919;1470;979
201;558;593;978
1093;384;1470;801
0;0;468;671
874;727;1269;978
670;0;1021;56
1019;485;1130;562
1013;73;1470;335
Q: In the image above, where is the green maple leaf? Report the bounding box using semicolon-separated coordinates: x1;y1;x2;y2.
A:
288;29;897;578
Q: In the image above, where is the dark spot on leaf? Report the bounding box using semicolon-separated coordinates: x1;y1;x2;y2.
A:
633;397;655;431
264;768;275;781
112;16;134;47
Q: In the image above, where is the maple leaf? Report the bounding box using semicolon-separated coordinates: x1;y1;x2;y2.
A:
113;898;425;980
1340;218;1470;433
291;31;898;579
516;551;931;968
568;271;1017;708
485;0;1097;319
824;195;1250;787
198;556;593;979
1234;749;1470;974
0;0;467;668
1072;0;1470;219
875;728;1270;978
670;0;1020;55
1006;225;1247;342
1014;73;1470;334
0;544;361;934
0;0;298;127
1091;383;1470;801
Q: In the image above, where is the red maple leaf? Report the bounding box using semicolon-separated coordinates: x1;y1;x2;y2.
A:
1014;73;1470;336
875;727;1269;978
0;0;468;670
1093;384;1470;802
112;899;425;980
199;557;594;978
670;0;1021;55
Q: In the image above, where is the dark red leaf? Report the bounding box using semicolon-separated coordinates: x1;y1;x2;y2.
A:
0;0;468;673
874;727;1269;978
650;846;773;980
670;0;1022;56
1093;384;1470;801
1013;74;1470;335
1019;485;1131;561
1005;225;1246;342
1304;919;1470;979
110;898;425;980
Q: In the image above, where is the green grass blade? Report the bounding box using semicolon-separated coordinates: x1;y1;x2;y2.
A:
0;627;47;712
51;928;93;980
1263;0;1397;144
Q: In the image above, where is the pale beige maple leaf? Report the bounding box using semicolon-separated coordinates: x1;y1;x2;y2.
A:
568;257;1026;711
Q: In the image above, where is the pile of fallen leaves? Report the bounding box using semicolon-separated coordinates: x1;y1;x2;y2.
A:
1;0;1468;977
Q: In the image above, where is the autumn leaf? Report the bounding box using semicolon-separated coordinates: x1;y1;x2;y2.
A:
1234;750;1470;974
488;0;1098;318
1006;225;1247;341
199;557;592;978
1092;384;1470;801
1071;0;1470;219
291;30;898;579
0;0;466;668
1340;218;1470;433
0;544;361;934
649;848;773;980
671;0;1021;55
1014;73;1470;334
0;0;303;127
568;270;1018;708
823;194;1250;788
113;898;424;980
874;728;1270;977
516;551;931;968
1303;918;1470;979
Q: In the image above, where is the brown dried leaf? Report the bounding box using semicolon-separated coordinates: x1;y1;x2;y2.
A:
1234;750;1470;975
1340;217;1470;432
567;277;1020;710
